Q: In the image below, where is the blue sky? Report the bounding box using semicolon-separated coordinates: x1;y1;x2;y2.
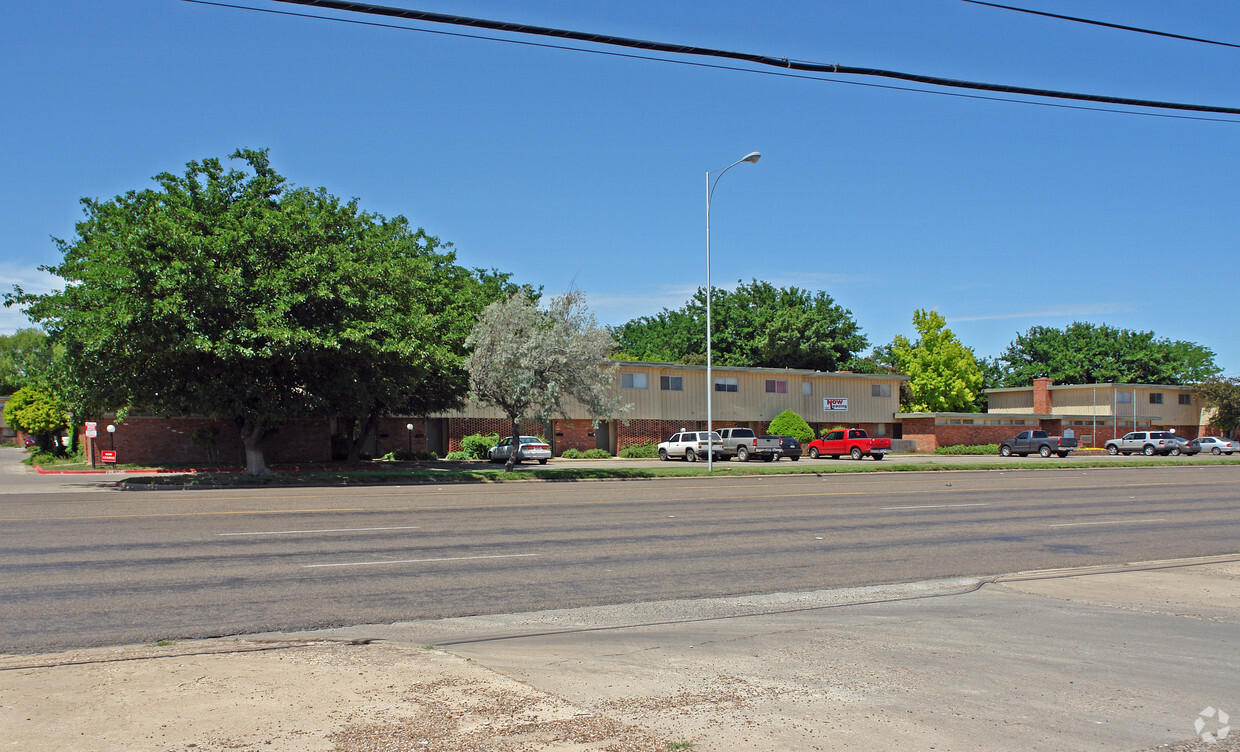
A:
3;1;1237;374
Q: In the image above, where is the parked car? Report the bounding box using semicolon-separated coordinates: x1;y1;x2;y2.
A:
657;430;723;462
805;428;891;460
1191;436;1239;455
999;430;1077;458
1167;436;1199;456
769;435;802;461
716;427;783;462
486;435;551;464
1105;431;1177;456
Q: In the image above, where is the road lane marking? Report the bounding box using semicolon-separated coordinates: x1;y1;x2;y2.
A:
303;553;538;569
0;508;367;523
882;503;989;510
1049;519;1167;528
220;526;421;537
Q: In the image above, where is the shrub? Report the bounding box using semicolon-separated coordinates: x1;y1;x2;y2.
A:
459;433;501;460
3;387;68;454
380;450;438;461
619;441;658;459
443;450;474;461
934;443;999;455
560;448;584;459
580;448;612;459
766;410;814;444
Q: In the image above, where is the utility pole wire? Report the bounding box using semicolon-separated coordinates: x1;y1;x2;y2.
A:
961;0;1240;51
265;0;1240;116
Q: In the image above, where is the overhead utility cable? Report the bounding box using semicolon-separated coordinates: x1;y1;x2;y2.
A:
960;0;1240;50
264;0;1240;116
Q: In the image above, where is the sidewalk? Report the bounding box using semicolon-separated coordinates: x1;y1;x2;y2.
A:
3;557;1238;752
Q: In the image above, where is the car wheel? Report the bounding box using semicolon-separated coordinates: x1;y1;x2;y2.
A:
789;455;800;461
1057;452;1069;458
1122;452;1131;456
686;449;698;462
1107;445;1118;455
808;447;820;459
1213;447;1222;455
1143;445;1156;456
1000;445;1012;457
1170;448;1181;456
538;458;548;465
850;447;863;461
737;446;749;462
1039;445;1052;458
872;453;884;461
658;448;669;461
762;454;774;462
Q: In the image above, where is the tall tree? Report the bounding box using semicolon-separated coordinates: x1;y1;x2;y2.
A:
997;322;1219;387
468;290;628;470
1196;377;1240;439
891;309;984;413
0;328;55;396
8;148;489;473
2;386;68;453
612;280;867;371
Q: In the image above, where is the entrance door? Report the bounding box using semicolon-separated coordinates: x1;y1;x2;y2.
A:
595;421;611;453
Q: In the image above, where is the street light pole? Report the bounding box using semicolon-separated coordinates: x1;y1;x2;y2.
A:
705;151;761;472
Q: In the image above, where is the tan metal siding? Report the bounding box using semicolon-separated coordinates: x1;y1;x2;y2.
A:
988;391;1035;412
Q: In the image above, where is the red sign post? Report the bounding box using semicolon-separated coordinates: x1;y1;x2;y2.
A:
101;450;117;464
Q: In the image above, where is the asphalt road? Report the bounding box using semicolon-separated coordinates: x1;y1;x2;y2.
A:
2;463;1238;653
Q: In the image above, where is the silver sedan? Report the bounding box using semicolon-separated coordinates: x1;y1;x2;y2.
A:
1191;436;1239;455
487;436;552;464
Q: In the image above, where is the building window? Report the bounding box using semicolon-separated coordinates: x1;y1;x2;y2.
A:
765;379;787;394
1179;393;1192;405
714;377;739;393
659;375;683;391
1149;393;1163;405
1117;392;1132;404
621;373;647;389
802;381;812;396
872;384;892;398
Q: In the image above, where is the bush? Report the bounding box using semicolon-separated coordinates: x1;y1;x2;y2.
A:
560;448;584;459
619;441;658;459
442;451;474;461
380;450;438;461
934;443;999;455
459;433;501;460
581;448;612;459
766;410;815;444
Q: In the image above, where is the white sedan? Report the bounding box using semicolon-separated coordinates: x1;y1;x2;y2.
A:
487;436;552;464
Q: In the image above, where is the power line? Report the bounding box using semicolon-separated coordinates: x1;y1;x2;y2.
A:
181;0;1240;122
960;0;1240;50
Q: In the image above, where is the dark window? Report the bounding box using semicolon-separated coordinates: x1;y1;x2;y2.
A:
714;377;739;393
765;379;787;394
1149;393;1163;404
1179;394;1192;405
660;375;683;391
872;384;891;398
621;373;648;389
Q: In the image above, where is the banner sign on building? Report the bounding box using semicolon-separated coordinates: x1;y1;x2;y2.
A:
823;398;848;411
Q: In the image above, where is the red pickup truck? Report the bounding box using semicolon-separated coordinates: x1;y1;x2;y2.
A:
806;428;892;461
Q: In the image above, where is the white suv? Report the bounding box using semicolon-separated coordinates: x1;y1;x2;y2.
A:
1105;431;1177;456
657;431;723;462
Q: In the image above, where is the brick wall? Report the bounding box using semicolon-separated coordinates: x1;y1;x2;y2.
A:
85;417;331;467
616;419;684;450
552;419;596;455
447;418;548;453
1033;378;1053;414
374;418;428;457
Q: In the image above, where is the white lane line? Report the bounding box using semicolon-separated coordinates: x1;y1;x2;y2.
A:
1049;519;1167;528
220;526;421;537
883;503;989;510
303;553;538;569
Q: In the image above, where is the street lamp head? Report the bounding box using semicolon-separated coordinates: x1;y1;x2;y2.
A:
106;424;116;433
741;151;761;164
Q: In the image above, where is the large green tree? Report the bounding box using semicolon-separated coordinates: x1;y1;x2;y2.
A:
1196;377;1240;439
0;328;54;396
997;322;1219;387
891;309;984;413
468;290;628;470
612;280;868;371
8;148;496;473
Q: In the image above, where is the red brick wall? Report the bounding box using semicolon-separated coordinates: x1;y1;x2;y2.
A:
900;417;938;453
374;418;428;457
447;418;548;453
1033;378;1053;414
85;417;331;467
616;419;685;450
552;419;597;455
